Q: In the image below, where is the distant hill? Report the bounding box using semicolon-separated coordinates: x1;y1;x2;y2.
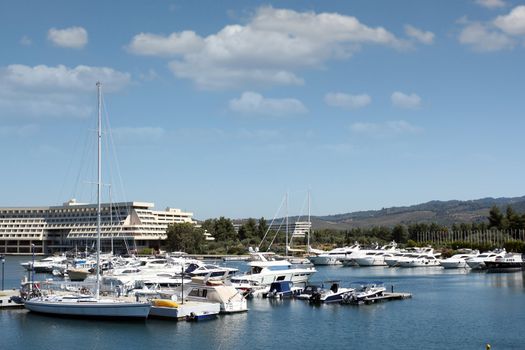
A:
302;196;525;230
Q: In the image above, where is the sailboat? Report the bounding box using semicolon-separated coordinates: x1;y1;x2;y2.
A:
24;82;151;319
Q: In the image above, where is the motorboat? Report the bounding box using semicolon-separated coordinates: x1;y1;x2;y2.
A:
485;253;525;272
309;281;354;303
440;251;479;269
296;284;322;300
21;255;68;273
308;243;360;266
149;298;220;321
353;251;389;267
177;276;248;313
262;281;301;299
342;281;386;303
185;262;238;279
231;252;316;287
66;267;91;281
397;254;441;267
466;250;506;270
345;242;399;267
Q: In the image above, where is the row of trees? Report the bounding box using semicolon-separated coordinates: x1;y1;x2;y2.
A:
164;205;525;254
487;206;525;230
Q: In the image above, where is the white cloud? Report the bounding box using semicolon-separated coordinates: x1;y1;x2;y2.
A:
0;64;131;118
229;91;307;116
475;0;506;9
128;6;410;89
127;31;204;56
404;25;434;45
391;91;421;109
48;27;88;49
458;22;514;51
324;92;371;109
494;5;525;35
20;36;32;46
350;120;422;137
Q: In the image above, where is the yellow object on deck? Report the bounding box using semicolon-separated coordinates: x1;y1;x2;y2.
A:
152;299;179;308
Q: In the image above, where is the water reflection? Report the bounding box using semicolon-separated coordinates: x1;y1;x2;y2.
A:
485;271;525;291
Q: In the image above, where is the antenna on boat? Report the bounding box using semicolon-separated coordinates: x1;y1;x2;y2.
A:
96;81;102;300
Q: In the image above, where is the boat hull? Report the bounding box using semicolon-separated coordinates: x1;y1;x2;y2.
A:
440;261;468;269
485;261;524;272
308;256;342;265
149;301;220;320
24;299;151;319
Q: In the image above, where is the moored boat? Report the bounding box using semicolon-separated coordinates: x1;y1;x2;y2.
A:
23;83;151;320
485;253;524;272
466;250;506;270
149;298;220;321
309;281;354;303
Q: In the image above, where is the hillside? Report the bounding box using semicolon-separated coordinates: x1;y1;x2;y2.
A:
306;196;525;230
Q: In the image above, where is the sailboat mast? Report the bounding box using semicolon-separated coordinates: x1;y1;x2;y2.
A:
96;81;102;299
285;191;289;257
307;189;310;249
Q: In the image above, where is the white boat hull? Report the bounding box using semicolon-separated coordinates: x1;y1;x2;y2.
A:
354;257;387;267
440;260;468;269
24;298;151;319
149;301;220;320
308;256;342;265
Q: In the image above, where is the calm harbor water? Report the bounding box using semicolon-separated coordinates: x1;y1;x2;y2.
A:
1;255;524;350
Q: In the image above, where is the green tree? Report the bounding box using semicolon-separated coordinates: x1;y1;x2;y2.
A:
214;217;237;242
391;224;408;243
257;217;269;239
165;222;205;254
488;205;504;229
239;218;257;240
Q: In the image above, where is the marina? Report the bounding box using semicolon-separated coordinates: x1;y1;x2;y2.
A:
1;253;525;349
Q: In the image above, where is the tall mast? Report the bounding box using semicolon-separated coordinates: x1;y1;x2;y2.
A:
307;189;310;249
96;81;102;299
285;191;289;257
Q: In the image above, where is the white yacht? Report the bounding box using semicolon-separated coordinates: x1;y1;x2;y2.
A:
466;250;506;270
21;255;68;273
397;254;441;267
308;243;360;266
485;253;525;272
24;83;151;320
352;242;400;267
177;276;248;313
440;251;479;269
231;252;316;287
185;262;238;279
387;247;436;268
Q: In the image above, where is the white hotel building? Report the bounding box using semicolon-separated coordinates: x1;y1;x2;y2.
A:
0;199;195;255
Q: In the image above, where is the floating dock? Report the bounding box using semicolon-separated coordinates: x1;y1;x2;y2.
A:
0;290;24;309
360;292;412;305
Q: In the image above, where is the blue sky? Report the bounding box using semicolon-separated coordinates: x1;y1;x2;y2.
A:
1;0;525;220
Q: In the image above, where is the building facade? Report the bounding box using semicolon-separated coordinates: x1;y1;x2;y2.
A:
0;199;194;255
